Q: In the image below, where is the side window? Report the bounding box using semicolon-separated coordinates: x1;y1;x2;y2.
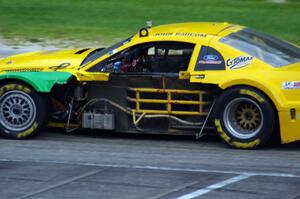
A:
89;41;194;73
195;46;225;71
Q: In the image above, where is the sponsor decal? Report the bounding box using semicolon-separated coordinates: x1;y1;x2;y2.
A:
16;122;38;138
199;54;222;65
226;56;253;69
154;32;207;37
282;81;300;89
204;55;219;61
154;32;173;36
240;89;265;103
4;68;43;72
0;84;31;96
195;74;205;79
49;62;71;70
195;46;225;71
175;32;207;37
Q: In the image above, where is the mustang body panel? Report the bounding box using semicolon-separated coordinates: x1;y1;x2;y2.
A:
0;22;299;145
0;71;73;92
0;48;96;72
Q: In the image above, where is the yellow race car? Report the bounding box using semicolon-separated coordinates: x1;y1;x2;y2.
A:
0;22;299;149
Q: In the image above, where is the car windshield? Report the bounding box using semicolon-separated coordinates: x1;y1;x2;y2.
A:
80;36;133;66
219;28;300;67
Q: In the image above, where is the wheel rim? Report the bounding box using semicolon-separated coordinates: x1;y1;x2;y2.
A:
223;97;263;139
0;90;36;132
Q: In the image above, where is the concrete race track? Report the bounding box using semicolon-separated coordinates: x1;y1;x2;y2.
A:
0;130;300;199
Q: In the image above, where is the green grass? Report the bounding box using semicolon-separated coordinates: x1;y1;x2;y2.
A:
0;0;299;45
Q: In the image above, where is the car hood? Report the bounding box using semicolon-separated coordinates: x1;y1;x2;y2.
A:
0;48;95;72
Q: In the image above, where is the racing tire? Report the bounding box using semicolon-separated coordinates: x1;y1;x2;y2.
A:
213;86;276;149
0;82;48;139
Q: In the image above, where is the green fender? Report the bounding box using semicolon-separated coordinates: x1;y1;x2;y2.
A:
0;72;73;92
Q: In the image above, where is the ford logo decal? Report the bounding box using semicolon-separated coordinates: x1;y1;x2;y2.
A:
203;54;219;61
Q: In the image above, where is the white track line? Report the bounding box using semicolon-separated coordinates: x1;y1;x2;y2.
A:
175;174;251;199
0;158;299;178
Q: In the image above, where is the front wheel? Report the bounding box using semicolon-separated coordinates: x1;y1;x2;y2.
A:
213;86;276;149
0;82;48;139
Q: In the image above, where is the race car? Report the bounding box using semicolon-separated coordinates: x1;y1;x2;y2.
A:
0;22;299;149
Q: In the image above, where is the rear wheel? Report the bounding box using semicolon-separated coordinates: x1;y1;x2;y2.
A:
0;82;48;139
213;86;276;149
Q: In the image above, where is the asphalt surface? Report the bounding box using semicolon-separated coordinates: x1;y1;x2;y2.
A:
0;129;300;199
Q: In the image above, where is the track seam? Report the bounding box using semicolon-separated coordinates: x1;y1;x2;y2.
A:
16;169;103;199
1;159;299;178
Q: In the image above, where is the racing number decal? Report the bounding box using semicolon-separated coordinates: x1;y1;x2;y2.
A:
195;46;225;71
